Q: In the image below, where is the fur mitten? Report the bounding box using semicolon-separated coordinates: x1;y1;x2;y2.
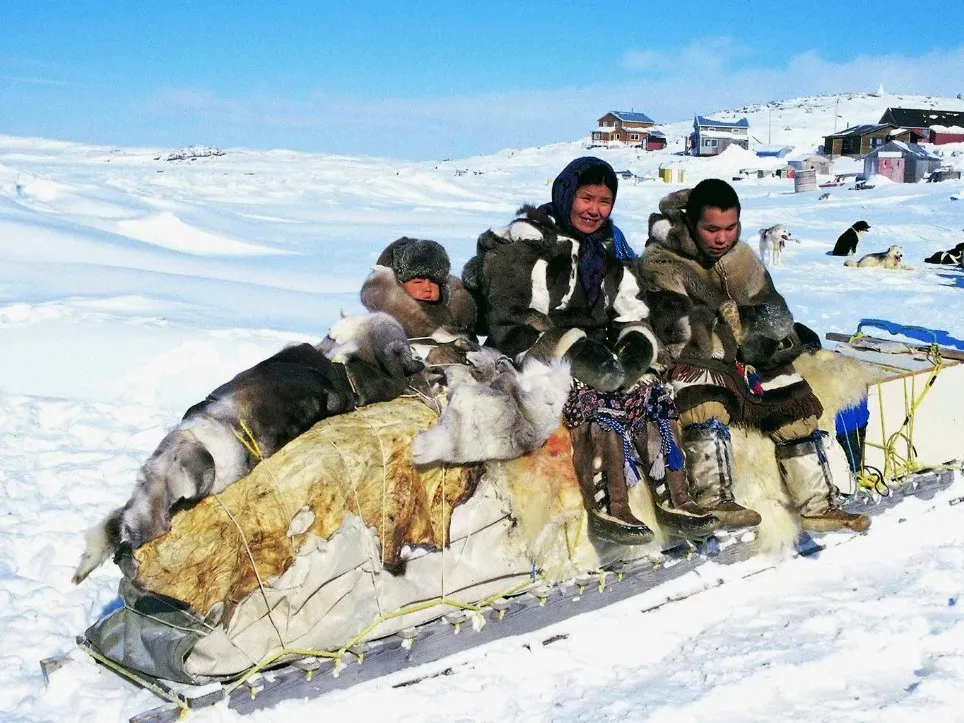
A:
565;338;624;392
615;330;655;389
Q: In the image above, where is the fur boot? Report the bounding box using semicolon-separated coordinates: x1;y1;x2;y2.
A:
681;420;763;529
775;433;870;532
632;421;721;538
570;423;654;545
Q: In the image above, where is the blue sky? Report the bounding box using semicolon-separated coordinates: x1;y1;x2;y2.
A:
3;1;963;159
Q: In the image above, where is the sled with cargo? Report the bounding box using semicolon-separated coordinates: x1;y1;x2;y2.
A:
44;322;964;722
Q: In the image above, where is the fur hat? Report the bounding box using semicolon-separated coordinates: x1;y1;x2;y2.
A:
377;237;451;284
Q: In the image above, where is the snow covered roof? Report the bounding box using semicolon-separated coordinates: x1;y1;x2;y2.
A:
869;140;941;160
607;111;655;124
694;116;749;129
756;145;793;157
827;123;893;138
931;124;964;133
881;107;964;128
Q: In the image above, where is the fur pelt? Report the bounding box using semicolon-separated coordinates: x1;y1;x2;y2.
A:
831;221;870;256
412;348;572;465
73;313;424;584
641;189;800;372
844;245;912;269
360;264;477;341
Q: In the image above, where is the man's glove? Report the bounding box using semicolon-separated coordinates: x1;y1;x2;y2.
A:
565;338;624;392
615;330;655;389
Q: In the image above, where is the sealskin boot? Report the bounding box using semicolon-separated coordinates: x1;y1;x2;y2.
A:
776;433;871;533
648;468;722;538
570;423;654;546
633;423;721;538
682;421;762;530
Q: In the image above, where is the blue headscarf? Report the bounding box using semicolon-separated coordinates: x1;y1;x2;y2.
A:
549;157;635;305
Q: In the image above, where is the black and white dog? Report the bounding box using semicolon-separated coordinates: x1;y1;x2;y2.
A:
758;224;797;266
72;312;424;584
924;241;964;266
831;220;871;256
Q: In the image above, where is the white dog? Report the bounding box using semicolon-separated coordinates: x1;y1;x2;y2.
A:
759;224;797;266
844;245;912;270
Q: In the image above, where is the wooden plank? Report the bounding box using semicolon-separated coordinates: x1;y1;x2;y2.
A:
825;332;964;362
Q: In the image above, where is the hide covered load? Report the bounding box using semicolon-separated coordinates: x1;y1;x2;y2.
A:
85;348;941;685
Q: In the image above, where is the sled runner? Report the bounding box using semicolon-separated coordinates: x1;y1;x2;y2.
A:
47;331;964;721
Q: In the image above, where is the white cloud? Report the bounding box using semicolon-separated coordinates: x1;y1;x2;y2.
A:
140;43;964;158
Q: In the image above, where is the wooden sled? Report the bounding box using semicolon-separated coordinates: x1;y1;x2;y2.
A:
47;333;964;721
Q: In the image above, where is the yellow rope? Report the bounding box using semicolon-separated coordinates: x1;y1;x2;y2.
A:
223;576;537;696
82;643;190;716
860;343;946;488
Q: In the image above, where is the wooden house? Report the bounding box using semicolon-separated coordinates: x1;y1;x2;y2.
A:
822;124;922;158
688;116;749;156
590;111;664;149
863;141;942;183
878;108;964;145
789;154;833;175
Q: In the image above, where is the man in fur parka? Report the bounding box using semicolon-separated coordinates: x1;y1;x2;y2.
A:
641;178;869;533
463;157;721;546
361;237;478;367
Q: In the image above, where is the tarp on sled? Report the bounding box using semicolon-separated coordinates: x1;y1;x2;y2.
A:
84;350;898;685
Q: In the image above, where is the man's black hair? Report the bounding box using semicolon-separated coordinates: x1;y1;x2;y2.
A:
685;178;741;221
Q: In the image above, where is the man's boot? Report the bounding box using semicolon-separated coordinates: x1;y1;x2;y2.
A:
681;420;762;530
632;423;721;538
570;423;654;546
776;433;870;533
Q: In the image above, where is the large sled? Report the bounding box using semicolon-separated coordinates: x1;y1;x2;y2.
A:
47;331;964;722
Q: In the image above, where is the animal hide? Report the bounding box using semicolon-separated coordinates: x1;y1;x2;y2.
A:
412;348;572;465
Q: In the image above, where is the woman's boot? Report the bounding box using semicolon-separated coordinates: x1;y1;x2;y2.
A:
775;432;870;532
681;420;762;530
570;423;654;546
633;421;721;538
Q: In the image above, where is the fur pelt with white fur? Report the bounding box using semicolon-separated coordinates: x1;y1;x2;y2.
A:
73;313;423;584
412;348;572;465
758;224;797;267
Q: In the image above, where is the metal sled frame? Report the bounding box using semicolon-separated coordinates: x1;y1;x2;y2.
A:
50;467;957;723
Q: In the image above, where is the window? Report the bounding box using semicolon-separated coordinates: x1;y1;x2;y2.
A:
631;134;639;140
703;138;718;147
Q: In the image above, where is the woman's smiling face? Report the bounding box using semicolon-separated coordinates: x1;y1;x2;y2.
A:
569;183;614;235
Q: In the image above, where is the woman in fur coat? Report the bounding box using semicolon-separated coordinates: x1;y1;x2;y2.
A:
361;236;478;367
462;157;720;545
640;178;869;533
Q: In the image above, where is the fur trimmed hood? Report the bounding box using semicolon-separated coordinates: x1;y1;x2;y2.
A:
361;265;476;341
641;189;799;371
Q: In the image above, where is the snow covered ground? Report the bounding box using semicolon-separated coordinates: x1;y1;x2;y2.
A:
3;93;964;722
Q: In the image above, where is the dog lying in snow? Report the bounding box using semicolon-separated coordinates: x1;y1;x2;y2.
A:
844;245;912;270
72;312;424;584
924;241;964;266
831;220;871;256
758;224;797;266
411;347;571;465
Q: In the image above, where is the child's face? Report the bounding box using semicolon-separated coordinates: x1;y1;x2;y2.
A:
403;277;440;302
